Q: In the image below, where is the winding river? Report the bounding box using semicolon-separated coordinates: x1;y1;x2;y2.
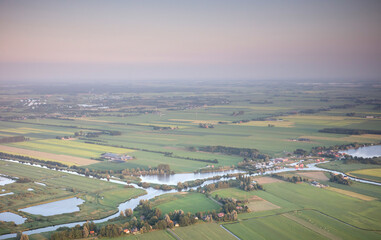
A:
1;151;380;239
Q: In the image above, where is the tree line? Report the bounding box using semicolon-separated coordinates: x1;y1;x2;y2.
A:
270;173;309;183
319;128;381;135
0;136;28;143
198;146;268;160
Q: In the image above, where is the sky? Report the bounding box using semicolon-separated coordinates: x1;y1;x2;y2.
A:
0;0;380;82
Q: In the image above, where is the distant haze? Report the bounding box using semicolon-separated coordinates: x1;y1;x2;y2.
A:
0;0;381;83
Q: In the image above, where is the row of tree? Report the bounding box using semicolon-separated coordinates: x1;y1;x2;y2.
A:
270;174;309;183
319;128;381;135
0;136;28;143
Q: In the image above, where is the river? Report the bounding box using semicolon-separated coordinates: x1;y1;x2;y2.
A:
339;145;381;158
0;155;380;239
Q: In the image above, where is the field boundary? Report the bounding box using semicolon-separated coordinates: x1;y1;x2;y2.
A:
283;213;340;240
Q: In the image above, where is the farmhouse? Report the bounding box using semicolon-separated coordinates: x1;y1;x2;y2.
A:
101;152;134;162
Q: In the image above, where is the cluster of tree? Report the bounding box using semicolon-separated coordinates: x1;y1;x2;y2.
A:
294;149;308;156
237;174;263;191
299;108;330;114
197;178;263;193
197;180;236;193
15;232;29;240
199;123;214;128
199;146;268;160
330;173;352;185
329;104;356;109
0;136;28;143
231;119;250;124
16;177;32;183
137;182;174;190
344;156;381;165
74;131;103;138
250;100;273;104
177;174;236;190
217;197;248;215
152;126;178;131
231;111;244;116
311;143;365;153
270;174;309;183
50;222;97;240
319;128;381;135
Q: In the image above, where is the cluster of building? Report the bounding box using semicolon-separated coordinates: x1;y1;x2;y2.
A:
310;181;327;188
101;153;134;162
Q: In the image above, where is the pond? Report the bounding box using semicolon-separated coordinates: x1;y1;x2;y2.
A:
0;212;27;225
19;197;85;216
340;145;381;158
139;169;245;185
0;192;14;197
0;176;15;186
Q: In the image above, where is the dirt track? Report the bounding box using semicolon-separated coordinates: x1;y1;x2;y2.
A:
0;145;98;166
254;176;284;184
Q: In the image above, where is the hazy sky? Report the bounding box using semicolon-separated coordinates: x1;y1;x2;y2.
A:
0;0;380;82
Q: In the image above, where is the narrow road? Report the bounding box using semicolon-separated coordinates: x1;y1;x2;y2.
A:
220;225;241;240
167;228;183;240
208;196;223;206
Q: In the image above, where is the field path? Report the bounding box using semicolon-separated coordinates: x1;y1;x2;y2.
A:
283;213;341;240
0;145;99;166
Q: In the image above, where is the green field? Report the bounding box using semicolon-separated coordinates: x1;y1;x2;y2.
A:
100;230;175;240
224;214;327;240
1;81;381;239
8;139;134;159
1;82;380;173
244;182;381;229
0;160;145;235
318;160;381;173
172;223;237;240
349;168;381;183
151;192;221;214
212;187;258;201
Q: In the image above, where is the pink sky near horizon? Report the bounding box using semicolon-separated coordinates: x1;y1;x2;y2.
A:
1;0;380;81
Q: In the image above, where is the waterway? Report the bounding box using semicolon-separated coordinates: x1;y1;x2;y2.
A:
19;197;85;216
0;156;380;239
139;169;244;185
340;145;381;158
0;212;26;225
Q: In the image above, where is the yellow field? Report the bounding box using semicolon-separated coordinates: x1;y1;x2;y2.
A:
283;115;366;127
247;196;281;212
0;127;73;135
326;187;376;201
0;145;98;166
350;169;381;178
